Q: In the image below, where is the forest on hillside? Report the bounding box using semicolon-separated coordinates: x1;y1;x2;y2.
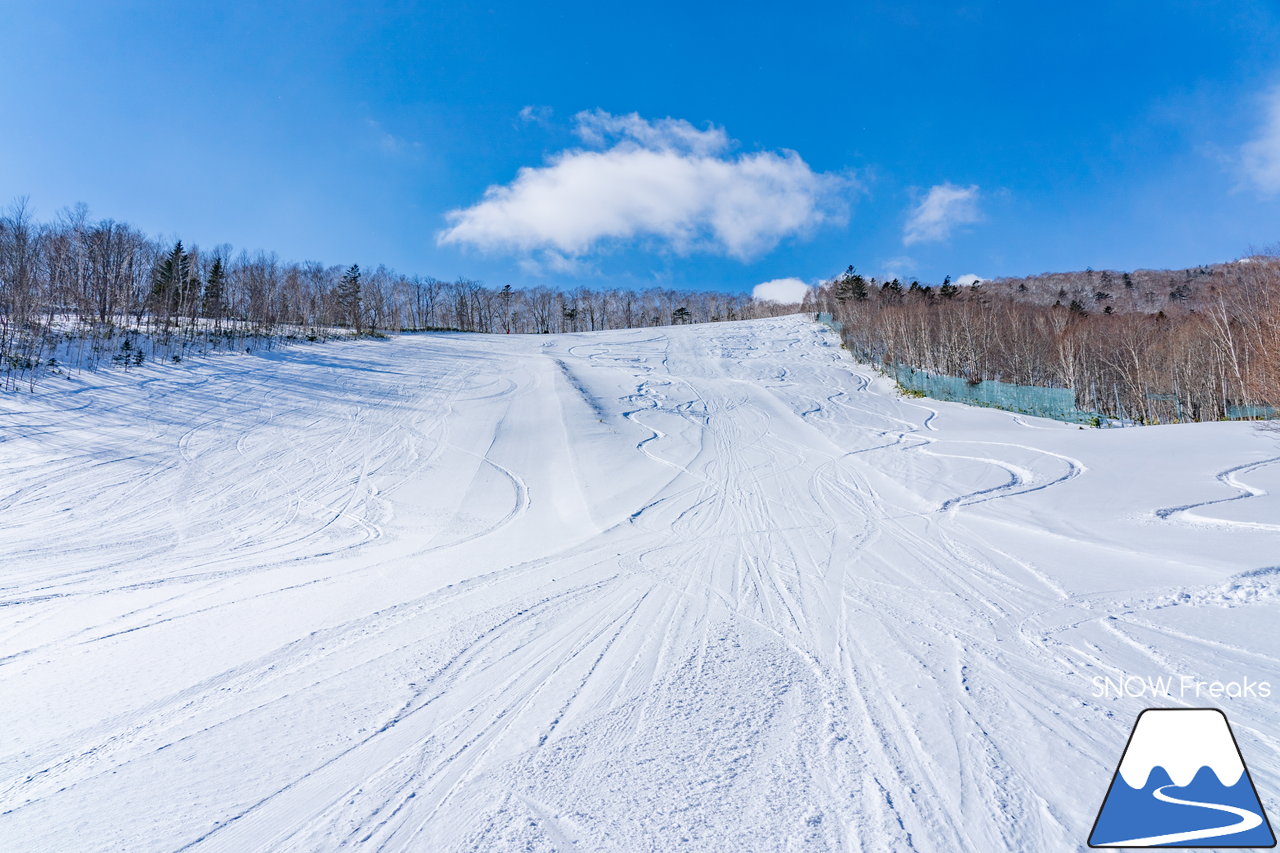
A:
810;260;1280;424
0;202;793;390
5;199;1279;425
981;256;1280;314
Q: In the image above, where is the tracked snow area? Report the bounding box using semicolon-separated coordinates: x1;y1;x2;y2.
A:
1;315;1277;851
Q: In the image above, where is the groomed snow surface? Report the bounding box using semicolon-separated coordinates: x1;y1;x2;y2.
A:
1;315;1277;852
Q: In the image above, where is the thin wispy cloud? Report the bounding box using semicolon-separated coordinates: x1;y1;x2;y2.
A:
366;118;421;155
438;111;854;267
571;109;730;155
1240;85;1280;194
881;256;917;279
902;182;981;246
517;105;554;126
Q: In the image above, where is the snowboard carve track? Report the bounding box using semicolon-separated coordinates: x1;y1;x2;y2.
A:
1154;455;1280;530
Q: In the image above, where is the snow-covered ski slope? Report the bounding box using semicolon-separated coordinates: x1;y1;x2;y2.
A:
2;315;1277;852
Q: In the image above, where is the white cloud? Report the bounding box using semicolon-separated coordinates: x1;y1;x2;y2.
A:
438;111;853;262
752;277;812;304
903;182;981;246
1241;86;1280;194
954;273;985;287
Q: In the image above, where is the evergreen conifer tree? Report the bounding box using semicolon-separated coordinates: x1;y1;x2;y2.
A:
336;264;363;332
202;257;226;320
149;242;188;316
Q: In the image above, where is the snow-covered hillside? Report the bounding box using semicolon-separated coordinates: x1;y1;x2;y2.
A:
1;316;1277;851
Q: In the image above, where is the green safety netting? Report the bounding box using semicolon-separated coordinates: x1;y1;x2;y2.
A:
1226;404;1279;420
814;314;1096;424
814;315;1277;425
893;365;1097;424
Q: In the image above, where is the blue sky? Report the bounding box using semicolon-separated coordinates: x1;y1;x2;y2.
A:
3;1;1280;294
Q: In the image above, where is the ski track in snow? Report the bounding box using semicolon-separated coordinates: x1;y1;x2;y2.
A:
1;317;1277;852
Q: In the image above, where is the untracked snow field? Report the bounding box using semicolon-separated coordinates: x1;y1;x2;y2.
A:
1;315;1277;851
